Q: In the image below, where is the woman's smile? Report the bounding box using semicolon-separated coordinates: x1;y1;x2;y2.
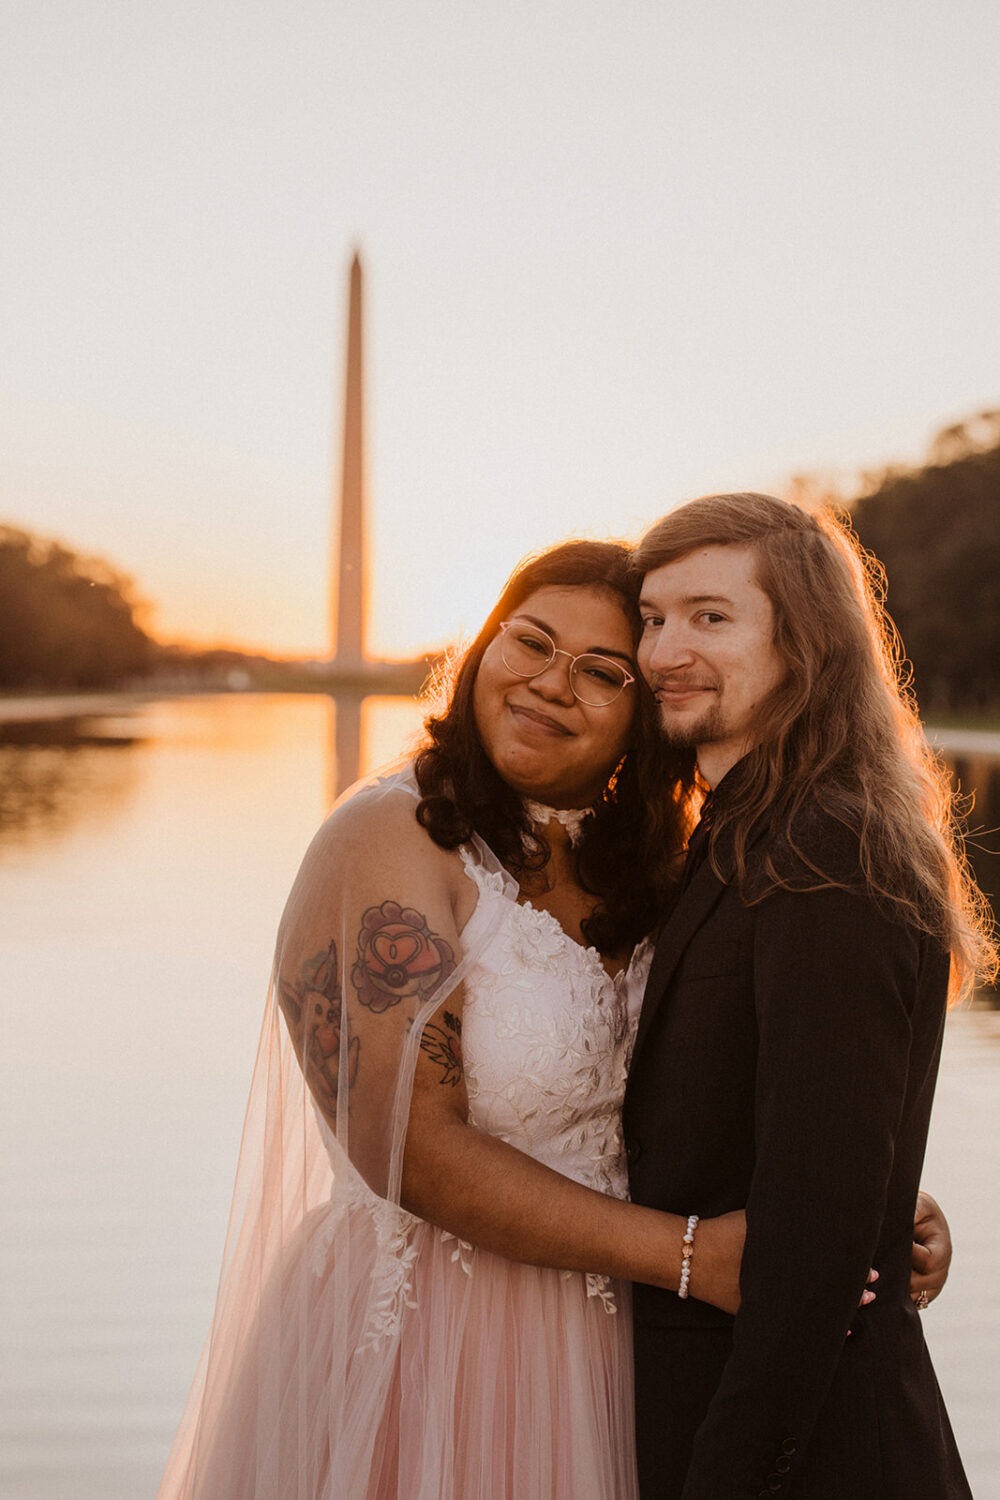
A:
507;701;576;737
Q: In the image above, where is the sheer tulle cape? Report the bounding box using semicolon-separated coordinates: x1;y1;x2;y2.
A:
157;766;638;1500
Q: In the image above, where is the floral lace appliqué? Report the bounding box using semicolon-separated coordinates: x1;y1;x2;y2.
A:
585;1271;618;1314
554;1267;618;1313
462;861;507;900
360;1212;420;1351
503;902;567;972
440;1230;476;1275
316;1156;421;1352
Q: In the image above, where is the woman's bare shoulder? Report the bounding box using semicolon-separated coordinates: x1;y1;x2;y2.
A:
299;769;464;888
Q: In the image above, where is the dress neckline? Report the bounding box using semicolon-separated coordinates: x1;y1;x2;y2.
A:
457;846;634;985
518;896;631;983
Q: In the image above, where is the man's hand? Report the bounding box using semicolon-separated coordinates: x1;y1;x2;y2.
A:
909;1189;952;1306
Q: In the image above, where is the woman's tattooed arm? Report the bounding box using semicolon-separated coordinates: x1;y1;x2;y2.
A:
279;902;460;1109
351;901;462;1083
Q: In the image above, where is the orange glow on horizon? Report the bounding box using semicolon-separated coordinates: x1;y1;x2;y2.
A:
156;621;453;664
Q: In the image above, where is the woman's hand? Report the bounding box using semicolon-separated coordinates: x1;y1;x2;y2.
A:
909;1189;952;1307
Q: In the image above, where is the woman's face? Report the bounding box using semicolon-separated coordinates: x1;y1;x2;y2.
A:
473;584;638;809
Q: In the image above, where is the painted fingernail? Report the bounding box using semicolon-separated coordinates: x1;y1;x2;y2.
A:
867;1269;880;1283
861;1290;876;1305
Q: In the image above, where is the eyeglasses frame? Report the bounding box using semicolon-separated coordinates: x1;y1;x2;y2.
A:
497;619;636;707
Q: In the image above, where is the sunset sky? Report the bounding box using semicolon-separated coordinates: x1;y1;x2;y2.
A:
2;1;998;658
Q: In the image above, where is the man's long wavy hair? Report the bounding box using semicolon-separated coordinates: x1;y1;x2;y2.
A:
632;491;997;1000
414;540;683;955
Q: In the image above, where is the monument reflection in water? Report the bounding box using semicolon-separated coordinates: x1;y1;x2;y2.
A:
329;688;429;801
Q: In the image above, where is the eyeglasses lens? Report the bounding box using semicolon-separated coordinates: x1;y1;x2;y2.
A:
500;626;629;706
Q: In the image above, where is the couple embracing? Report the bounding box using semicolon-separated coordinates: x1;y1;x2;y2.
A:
160;492;993;1499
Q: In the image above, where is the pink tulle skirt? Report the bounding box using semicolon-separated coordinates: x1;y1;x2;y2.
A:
160;1197;639;1500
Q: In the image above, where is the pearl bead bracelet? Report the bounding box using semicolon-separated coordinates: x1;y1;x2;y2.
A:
678;1214;700;1299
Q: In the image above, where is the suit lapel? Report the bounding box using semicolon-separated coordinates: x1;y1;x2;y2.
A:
629;859;729;1070
630;810;772;1074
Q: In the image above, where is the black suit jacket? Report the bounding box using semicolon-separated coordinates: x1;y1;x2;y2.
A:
623;810;970;1499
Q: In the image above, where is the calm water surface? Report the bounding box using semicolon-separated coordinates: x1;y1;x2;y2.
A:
0;694;997;1499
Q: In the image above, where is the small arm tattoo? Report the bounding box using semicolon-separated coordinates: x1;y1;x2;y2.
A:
352;900;456;1013
419;1010;463;1086
279;940;360;1113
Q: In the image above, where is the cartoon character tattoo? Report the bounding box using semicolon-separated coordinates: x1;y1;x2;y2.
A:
279;940;360;1115
352;901;456;1013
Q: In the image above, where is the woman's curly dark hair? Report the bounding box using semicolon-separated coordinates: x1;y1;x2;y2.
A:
413;539;688;954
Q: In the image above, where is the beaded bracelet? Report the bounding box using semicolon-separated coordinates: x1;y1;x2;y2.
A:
678;1214;700;1299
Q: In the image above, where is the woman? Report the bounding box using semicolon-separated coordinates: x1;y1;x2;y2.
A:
158;541;949;1500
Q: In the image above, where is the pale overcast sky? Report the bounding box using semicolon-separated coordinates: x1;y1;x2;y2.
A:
2;0;998;655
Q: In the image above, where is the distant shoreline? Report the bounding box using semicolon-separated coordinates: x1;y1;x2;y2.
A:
0;690;164;724
1;688;998;758
0;679;430;726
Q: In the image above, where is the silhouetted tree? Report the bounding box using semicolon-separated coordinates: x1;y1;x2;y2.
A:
843;412;1000;712
0;525;154;689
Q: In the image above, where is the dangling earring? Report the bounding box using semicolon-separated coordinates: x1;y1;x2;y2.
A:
603;754;628;804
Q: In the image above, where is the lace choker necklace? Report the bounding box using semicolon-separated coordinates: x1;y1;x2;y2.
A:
523;800;595;848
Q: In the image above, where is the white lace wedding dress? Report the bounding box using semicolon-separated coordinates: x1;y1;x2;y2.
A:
159;785;648;1500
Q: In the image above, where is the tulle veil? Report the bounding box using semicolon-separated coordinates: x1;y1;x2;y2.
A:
156;764;517;1499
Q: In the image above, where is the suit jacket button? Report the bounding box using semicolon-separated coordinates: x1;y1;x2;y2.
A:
626;1142;642;1164
781;1439;797;1455
776;1456;791;1472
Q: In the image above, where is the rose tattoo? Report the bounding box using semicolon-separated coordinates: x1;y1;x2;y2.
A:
352;901;456;1013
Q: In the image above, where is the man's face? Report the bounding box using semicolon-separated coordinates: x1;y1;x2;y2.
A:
637;543;786;786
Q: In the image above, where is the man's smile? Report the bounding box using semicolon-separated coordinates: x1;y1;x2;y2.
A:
653;682;717;704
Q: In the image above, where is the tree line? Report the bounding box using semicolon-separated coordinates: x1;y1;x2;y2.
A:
0;525;154;689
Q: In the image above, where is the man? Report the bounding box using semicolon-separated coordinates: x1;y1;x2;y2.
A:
623;493;993;1498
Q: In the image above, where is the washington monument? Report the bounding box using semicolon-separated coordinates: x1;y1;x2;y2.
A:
327;252;433;695
331;251;368;669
